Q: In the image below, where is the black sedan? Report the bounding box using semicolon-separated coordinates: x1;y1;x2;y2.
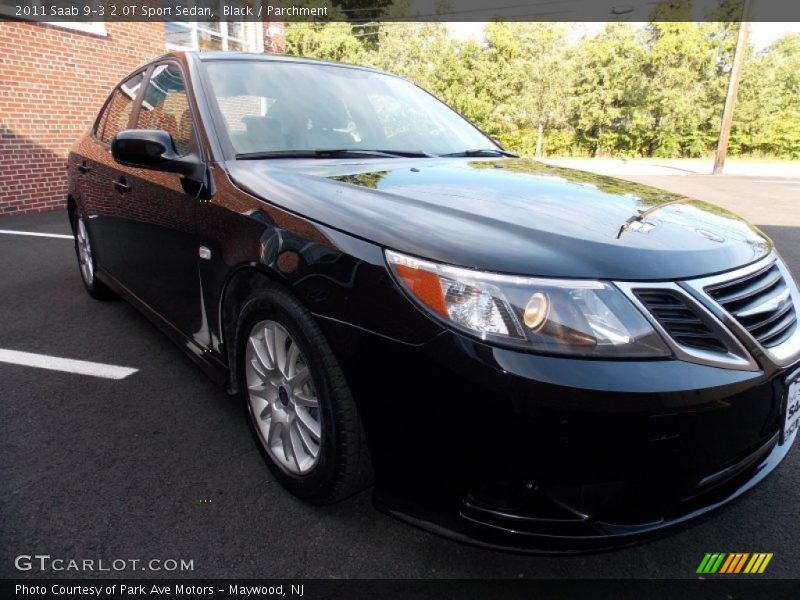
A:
66;51;800;551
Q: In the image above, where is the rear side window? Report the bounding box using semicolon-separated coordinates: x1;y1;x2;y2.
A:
98;72;145;144
135;64;194;156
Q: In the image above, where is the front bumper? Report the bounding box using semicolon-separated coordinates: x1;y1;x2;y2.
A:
379;426;792;553
324;320;798;552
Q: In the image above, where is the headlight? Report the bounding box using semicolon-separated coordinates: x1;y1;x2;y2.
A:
386;250;670;357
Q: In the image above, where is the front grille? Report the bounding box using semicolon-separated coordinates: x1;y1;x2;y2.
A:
635;290;727;353
706;261;797;348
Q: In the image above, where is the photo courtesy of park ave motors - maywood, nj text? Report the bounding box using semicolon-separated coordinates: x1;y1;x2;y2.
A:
1;0;800;595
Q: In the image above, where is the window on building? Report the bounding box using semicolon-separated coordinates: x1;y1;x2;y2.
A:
98;72;145;144
165;22;260;52
46;0;107;35
136;64;194;156
164;2;262;53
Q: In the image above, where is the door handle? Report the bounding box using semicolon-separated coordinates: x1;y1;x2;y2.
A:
113;178;130;193
77;162;90;174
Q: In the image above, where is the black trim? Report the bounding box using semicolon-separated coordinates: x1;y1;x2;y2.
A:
95;269;228;387
375;430;795;553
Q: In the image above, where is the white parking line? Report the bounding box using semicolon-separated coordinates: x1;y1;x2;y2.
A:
0;229;74;239
0;349;138;380
750;180;800;185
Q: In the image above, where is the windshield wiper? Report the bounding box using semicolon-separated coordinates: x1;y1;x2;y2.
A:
438;148;519;158
236;149;433;160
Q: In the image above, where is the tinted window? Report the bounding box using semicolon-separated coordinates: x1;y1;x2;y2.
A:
204;61;495;156
136;64;193;156
95;101;110;140
367;92;447;141
99;72;145;144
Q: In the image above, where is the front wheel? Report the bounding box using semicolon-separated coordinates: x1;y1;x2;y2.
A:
72;213;113;300
236;285;372;504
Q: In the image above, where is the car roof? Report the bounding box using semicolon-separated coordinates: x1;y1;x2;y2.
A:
164;50;396;78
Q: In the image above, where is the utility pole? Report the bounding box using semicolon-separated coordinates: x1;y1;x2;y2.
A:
713;0;751;174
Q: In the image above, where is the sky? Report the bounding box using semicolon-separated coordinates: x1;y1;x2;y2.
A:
446;21;800;51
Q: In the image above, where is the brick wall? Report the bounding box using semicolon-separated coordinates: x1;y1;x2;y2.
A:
0;22;165;215
0;20;285;216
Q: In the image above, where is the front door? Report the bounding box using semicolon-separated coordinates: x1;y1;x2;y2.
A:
115;62;204;340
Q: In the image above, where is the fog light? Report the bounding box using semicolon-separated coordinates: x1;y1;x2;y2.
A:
523;292;549;330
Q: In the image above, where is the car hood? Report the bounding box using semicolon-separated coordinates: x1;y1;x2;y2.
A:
226;157;771;280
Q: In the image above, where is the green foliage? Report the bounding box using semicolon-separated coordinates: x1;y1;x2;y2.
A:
643;22;718;156
282;20;800;159
570;23;648;157
730;33;800;158
284;19;367;64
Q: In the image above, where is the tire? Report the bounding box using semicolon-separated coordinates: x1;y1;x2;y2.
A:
72;212;114;300
236;284;373;504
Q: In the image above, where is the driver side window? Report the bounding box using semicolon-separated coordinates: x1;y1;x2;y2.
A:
135;63;194;156
98;72;145;144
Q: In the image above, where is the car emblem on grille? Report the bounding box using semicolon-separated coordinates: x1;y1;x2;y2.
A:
696;229;725;243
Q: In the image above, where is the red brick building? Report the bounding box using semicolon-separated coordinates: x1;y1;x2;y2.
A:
0;19;285;215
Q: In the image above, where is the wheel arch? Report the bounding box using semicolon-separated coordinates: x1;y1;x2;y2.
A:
66;195;77;231
219;265;288;394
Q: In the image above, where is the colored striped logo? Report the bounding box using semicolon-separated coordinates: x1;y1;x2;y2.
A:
696;553;773;574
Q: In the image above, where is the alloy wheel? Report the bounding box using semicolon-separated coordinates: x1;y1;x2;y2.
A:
76;217;94;284
245;320;322;475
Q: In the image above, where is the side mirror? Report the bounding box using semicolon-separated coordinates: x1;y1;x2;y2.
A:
111;129;203;181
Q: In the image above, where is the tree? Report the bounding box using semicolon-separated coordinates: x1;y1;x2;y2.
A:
478;23;570;156
284;21;367;63
642;21;721;156
282;15;800;159
732;34;800;158
364;22;456;95
570;23;646;157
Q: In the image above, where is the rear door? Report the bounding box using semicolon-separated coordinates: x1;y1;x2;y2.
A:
115;61;204;339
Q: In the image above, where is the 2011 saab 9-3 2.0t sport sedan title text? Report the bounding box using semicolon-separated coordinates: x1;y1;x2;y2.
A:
66;52;800;551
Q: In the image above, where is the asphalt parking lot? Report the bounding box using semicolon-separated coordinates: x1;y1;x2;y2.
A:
1;173;799;579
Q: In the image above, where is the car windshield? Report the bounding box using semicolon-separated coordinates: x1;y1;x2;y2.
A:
203;60;498;158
